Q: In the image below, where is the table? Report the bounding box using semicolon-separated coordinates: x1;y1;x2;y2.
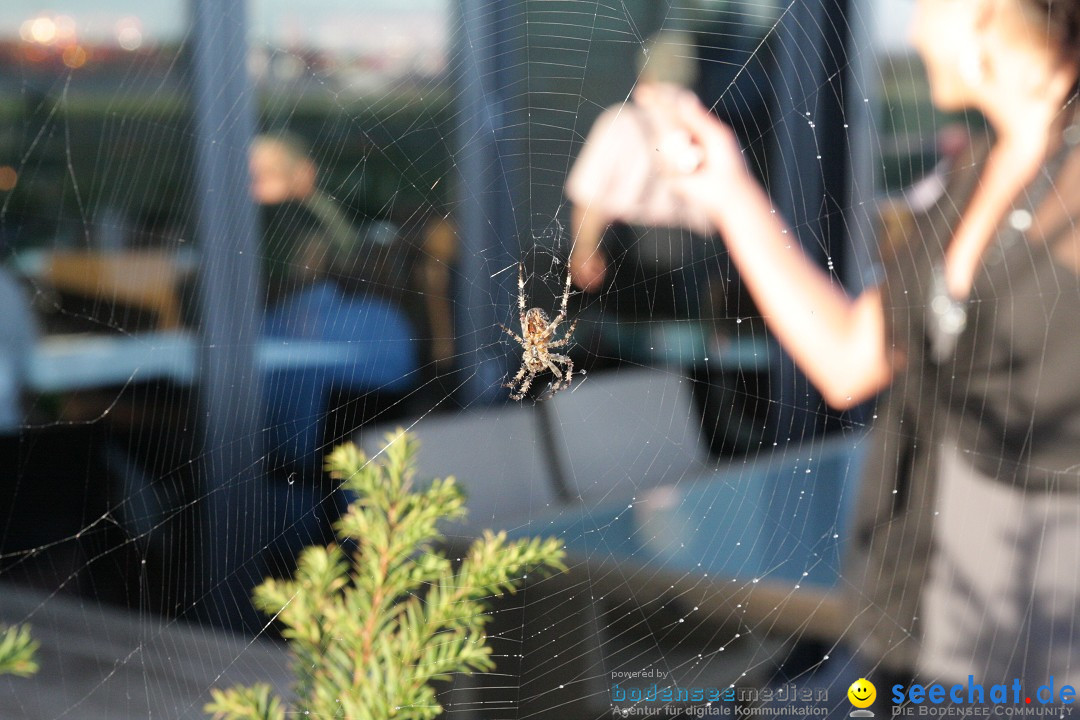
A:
0;584;291;719
28;327;418;469
27;330;393;393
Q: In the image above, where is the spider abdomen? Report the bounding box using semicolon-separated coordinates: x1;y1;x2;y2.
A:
524;307;549;336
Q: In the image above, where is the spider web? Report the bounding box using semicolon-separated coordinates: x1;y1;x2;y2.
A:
2;0;1068;718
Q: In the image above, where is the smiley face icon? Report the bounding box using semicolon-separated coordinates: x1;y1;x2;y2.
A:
848;678;876;708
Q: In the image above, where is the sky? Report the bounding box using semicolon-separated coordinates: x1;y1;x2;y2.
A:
0;0;451;48
876;0;915;51
0;0;914;51
0;0;915;62
0;1;185;43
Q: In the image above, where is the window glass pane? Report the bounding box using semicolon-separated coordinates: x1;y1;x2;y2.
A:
875;0;940;191
247;0;452;369
0;2;192;336
0;0;200;633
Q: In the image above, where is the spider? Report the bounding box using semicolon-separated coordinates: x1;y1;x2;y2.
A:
500;262;578;401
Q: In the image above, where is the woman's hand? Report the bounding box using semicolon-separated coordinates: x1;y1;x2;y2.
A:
633;83;749;214
569;199;611;293
634;83;892;408
569;244;607;293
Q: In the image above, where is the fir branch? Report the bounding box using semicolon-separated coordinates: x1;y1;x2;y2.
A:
207;429;566;720
205;684;285;720
0;624;39;678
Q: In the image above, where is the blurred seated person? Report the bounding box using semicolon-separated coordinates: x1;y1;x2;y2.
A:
249;131;357;304
566;30;715;323
250;134;419;473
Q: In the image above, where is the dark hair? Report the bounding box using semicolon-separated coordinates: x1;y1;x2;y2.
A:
254;130;313;164
1024;0;1080;64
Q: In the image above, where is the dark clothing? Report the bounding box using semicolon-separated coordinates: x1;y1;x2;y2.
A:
261;200;326;305
846;132;1080;673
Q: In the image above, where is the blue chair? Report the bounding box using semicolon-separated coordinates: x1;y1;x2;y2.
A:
262;282;418;472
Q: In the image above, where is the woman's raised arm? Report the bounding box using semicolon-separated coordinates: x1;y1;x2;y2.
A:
636;85;892;408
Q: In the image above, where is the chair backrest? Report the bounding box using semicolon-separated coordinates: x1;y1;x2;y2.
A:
263;282;419;470
263;281;417;390
47;250;185;329
358;367;715;536
358;404;559;536
546;366;712;505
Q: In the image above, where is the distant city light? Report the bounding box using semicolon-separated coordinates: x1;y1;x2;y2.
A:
116;17;143;51
26;16;57;45
19;13;78;47
0;167;18;192
54;15;77;44
61;44;87;69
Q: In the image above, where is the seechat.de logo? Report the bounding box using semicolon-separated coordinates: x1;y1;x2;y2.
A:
848;678;877;718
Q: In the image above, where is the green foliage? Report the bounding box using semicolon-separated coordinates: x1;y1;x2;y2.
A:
205;684;284;720
0;624;39;678
206;430;566;720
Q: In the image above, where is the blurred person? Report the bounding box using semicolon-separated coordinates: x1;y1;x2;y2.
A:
566;30;714;322
250;134;419;440
249;131;355;251
249;131;356;303
251;136;419;560
637;0;1080;705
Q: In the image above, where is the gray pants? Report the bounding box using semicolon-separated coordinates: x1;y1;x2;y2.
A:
918;443;1080;687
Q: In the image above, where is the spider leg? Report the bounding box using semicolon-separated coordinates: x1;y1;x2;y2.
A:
540;267;574;336
543;313;564;337
517;262;527;330
547;319;578;348
538;265;575;337
517;262;527;312
544;354;574;393
556;355;574;391
499;323;525;344
560;259;572;317
509;369;535;401
504;363;528;390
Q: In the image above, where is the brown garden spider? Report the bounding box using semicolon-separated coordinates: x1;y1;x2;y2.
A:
500;262;578;400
